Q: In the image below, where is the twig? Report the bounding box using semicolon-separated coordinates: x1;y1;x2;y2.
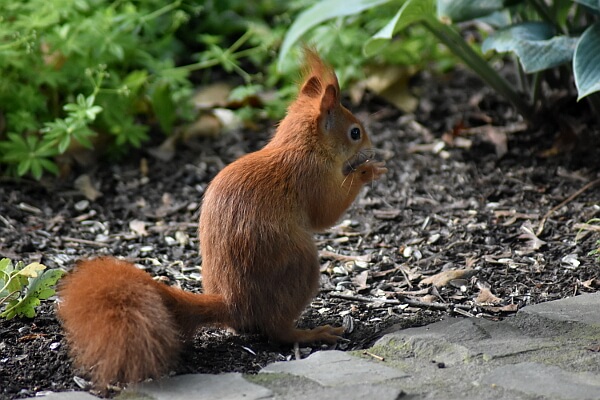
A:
453;307;475;318
329;293;401;304
319;250;370;263
293;342;301;360
60;236;111;247
363;351;385;361
329;292;472;311
401;297;473;311
574;223;600;232
536;178;600;236
399;267;413;289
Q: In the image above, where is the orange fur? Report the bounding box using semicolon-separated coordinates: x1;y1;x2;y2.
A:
57;48;386;388
58;257;181;387
199;47;386;342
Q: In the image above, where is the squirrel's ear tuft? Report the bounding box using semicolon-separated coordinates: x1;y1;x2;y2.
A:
300;46;340;98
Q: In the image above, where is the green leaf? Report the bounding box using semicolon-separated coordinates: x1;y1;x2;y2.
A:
574;0;600;12
574;22;600;100
364;0;436;57
123;70;149;94
1;269;64;319
17;158;31;176
58;134;71;154
477;10;512;28
482;22;578;73
85;105;103;120
38;158;59;176
437;0;505;23
151;82;176;134
0;259;21;298
30;160;43;180
278;0;393;70
0;259;11;274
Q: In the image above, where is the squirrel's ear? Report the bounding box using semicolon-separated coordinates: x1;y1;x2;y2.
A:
320;84;338;113
301;76;322;99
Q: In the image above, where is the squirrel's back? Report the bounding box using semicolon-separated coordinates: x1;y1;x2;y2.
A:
57;257;181;387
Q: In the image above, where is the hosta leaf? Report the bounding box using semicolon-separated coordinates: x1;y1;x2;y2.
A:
364;0;435;57
574;0;600;12
482;22;578;73
277;0;393;70
574;22;600;100
437;0;504;23
477;10;512;28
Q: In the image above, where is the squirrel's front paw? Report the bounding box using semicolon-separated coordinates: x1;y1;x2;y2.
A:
358;161;387;183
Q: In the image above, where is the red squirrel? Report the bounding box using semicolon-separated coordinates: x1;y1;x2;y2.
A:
57;48;387;388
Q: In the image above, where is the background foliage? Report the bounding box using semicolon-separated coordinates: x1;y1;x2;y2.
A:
282;0;600;123
0;0;289;178
1;0;597;180
0;0;456;179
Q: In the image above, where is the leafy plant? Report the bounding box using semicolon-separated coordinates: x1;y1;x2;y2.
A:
281;0;600;123
0;258;64;320
590;240;600;261
0;0;284;179
577;218;600;261
278;0;456;81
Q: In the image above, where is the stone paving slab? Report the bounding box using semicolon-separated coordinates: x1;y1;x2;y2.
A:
259;383;405;400
518;291;600;325
126;373;272;400
482;362;600;400
261;350;408;386
26;292;600;400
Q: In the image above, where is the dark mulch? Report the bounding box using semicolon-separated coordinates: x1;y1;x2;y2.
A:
1;66;599;400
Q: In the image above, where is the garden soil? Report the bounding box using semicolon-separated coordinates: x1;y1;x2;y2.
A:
1;67;599;399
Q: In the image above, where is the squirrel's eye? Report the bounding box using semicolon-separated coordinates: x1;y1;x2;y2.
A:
350;127;361;141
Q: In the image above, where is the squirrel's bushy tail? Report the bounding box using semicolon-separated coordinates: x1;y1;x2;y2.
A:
57;257;195;387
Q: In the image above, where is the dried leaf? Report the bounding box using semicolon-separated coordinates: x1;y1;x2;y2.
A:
494;210;540;226
352;270;369;291
182;113;223;141
586;343;600;352
129;220;147;236
420;269;474;287
482;303;518;313
419;294;438;303
483;125;508;158
475;287;502;305
74;174;102;201
561;253;580;268
518;221;546;250
148;134;178;161
364;65;418;113
193;83;232;109
581;278;600;290
465;256;478;268
212;108;242;132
